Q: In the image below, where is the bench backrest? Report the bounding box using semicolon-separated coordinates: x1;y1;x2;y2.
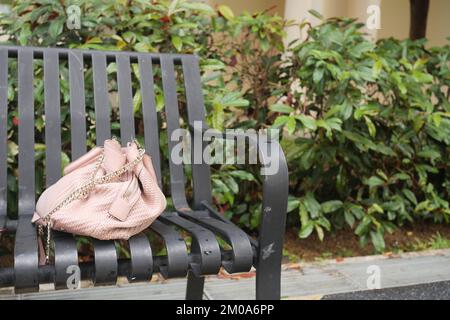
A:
0;45;211;224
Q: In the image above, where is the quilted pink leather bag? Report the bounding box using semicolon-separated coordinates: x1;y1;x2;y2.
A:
32;138;166;262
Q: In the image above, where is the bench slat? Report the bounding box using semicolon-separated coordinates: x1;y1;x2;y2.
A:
117;54;135;145
15;48;39;292
160;56;225;278
128;233;153;282
159;213;221;276
0;49;7;227
44;51;62;185
181;56;212;208
178;213;254;273
92;52;111;145
92;240;118;286
138;55;162;187
150;219;188;278
53;231;79;290
160;56;188;210
44;51;80;290
68;51;86;159
17;49;35;214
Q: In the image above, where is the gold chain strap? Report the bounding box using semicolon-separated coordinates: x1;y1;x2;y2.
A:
39;140;145;263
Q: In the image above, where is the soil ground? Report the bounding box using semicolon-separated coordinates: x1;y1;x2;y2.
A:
284;222;450;262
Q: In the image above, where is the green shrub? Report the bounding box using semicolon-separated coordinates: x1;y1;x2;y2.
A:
273;16;450;251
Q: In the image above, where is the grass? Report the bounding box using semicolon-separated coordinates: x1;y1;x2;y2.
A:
411;232;450;251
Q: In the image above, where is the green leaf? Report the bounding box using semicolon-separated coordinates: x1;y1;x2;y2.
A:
364;176;385;187
226;99;249;108
212;178;230;193
350;206;365;219
218;5;234;20
315;225;325;241
364;116;376;137
215;92;249;108
373;144;394;156
171;36;183;51
415;200;430;212
49;18;64;39
295;115;317;130
250;210;261;230
317;217;331;231
224;176;239;194
354;103;380;120
355;216;371;236
155;93;165;112
392;173;411;181
417;147;441;162
303;192;321;218
373;59;383;78
299;148;315;170
270;104;294;114
313;67;325;83
298;203;309;226
359;234;369;247
328;30;345;46
18;23;32;46
349;42;375;58
7;141;18;157
273;116;289;129
229;170;255;181
211;103;225;130
201;59;226;71
321;200;343;214
309;49;339;60
180;2;214;13
326;63;341;78
342;130;376;149
340;101;353;120
133;90;142;113
412;70;433;83
432;113;442;127
287;197;300;213
370;231;385;252
369;204;384;214
286;116;296;135
168;0;180;15
308;9;324;20
402;189;417;205
298;222;314;239
325;117;342;131
134;42;151;52
86;37;102;44
344;210;355;228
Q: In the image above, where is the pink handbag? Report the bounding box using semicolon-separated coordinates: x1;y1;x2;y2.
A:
32;138;167;262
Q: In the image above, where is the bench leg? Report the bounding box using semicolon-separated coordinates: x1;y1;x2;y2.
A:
255;202;286;300
185;271;204;300
255;242;283;300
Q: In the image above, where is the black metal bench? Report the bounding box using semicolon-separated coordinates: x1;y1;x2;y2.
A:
0;45;288;299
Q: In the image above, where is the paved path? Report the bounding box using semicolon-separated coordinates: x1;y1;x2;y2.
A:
1;249;450;300
323;280;450;300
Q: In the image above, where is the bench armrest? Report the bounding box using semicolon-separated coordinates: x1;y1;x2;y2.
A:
213;128;289;299
190;122;289;252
